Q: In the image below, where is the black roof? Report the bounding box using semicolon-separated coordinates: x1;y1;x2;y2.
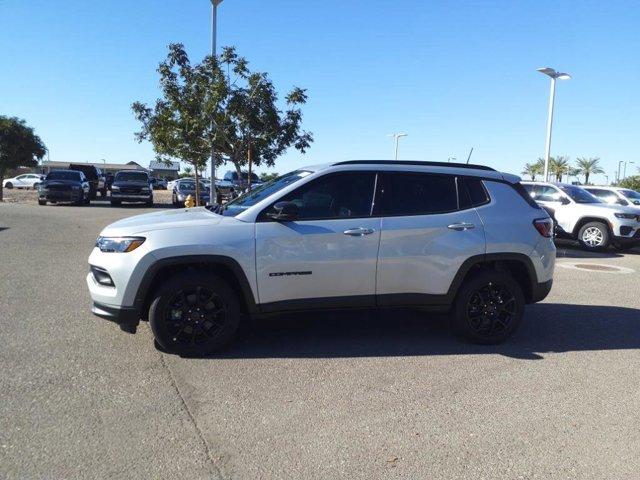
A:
333;160;495;171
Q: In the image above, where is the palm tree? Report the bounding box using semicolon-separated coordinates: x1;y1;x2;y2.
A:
522;159;545;180
576;157;604;185
549;156;572;182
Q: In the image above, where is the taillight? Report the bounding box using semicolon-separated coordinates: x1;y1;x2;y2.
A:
533;218;554;238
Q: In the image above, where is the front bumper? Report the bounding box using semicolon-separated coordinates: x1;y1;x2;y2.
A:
111;192;152;203
613;229;640;245
39;190;82;201
91;301;140;333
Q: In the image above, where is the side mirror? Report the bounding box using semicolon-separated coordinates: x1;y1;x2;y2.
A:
560;196;571;205
267;201;299;221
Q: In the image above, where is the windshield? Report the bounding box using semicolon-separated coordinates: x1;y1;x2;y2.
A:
222;170;312;216
178;181;205;191
559;185;601;204
620;189;640;200
115;172;148;182
47;171;80;181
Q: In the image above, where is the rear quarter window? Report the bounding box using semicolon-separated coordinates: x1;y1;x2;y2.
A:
458;177;490;209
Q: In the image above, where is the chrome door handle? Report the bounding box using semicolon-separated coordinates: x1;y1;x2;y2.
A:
343;227;375;236
447;223;475;231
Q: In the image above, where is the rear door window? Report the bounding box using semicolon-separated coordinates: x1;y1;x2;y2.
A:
380;172;458;216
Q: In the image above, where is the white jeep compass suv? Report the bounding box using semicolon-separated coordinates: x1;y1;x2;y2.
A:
87;161;555;355
522;181;640;251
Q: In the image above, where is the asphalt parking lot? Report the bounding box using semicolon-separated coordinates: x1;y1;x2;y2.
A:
1;201;640;479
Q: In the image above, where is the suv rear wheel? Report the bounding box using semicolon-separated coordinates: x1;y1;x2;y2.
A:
451;270;525;344
149;271;241;356
578;221;610;251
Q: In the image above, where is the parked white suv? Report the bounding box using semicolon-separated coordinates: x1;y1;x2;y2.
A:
87;161;555;355
522;181;640;251
582;186;640;208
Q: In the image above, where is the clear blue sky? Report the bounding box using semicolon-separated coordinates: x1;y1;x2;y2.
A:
2;0;639;182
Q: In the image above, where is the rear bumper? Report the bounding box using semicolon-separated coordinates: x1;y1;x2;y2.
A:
530;279;553;304
91;301;140;333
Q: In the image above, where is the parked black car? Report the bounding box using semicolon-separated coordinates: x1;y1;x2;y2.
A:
110;171;153;206
38;170;91;206
68;164;106;199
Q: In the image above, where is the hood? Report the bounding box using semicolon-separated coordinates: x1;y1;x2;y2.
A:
100;207;224;236
575;202;640;216
43;179;81;187
177;189;210;196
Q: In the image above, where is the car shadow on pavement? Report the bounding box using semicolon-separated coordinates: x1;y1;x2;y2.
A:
192;303;640;361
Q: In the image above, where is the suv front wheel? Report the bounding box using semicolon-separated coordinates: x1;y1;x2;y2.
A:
149;271;241;356
451;270;525;344
578;221;610;251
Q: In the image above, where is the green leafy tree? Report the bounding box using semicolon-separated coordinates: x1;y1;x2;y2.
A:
575;157;604;185
0;116;46;201
522;159;544;180
549;156;572;182
259;172;279;182
619;175;640;191
132;44;312;205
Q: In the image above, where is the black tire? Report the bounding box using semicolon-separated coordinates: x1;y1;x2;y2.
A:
32;183;40;190
110;200;121;206
100;188;107;197
38;199;47;206
451;270;525;344
149;271;241;356
146;197;153;207
5;182;13;189
578;221;610;251
75;192;85;206
172;194;179;208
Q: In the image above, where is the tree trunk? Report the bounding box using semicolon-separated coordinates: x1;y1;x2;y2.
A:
194;163;200;207
585;173;590;185
247;142;252;192
0;175;3;202
233;161;243;191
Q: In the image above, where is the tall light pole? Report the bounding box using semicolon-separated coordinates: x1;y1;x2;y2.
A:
388;133;407;160
617;160;624;183
209;0;223;204
537;67;571;182
623;161;635;179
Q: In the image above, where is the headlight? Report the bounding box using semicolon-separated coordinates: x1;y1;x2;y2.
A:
111;185;120;191
96;236;145;253
614;213;637;219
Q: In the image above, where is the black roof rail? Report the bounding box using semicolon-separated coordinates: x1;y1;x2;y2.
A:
332;160;496;171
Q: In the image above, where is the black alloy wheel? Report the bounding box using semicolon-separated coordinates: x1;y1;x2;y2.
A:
452;270;524;344
149;272;241;355
465;283;516;338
